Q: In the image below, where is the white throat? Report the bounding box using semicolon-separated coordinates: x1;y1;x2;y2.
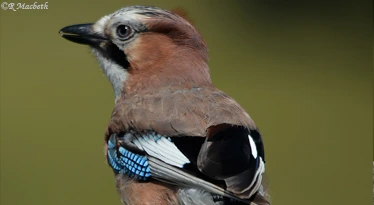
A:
91;49;128;101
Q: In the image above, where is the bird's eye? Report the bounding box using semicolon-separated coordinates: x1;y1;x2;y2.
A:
116;25;133;40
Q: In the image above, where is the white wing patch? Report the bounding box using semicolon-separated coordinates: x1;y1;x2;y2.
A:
248;134;258;159
133;133;190;168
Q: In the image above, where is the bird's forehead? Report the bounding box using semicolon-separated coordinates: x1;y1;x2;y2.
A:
92;10;144;33
112;6;174;18
111;7;145;20
93;6;173;33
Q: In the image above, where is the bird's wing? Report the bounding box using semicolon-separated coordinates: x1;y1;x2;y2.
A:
107;127;265;204
198;125;266;200
107;132;253;204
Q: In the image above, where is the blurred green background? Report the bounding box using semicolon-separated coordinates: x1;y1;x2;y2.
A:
0;0;372;205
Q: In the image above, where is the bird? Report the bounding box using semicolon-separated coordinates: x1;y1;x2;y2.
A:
59;5;270;205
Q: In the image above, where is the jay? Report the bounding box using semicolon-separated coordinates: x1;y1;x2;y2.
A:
59;5;270;205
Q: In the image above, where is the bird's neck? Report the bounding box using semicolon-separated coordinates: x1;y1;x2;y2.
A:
123;40;211;97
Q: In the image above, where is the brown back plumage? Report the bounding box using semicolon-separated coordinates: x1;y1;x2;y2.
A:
106;86;257;138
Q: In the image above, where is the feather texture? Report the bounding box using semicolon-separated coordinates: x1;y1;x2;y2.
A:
132;132;190;168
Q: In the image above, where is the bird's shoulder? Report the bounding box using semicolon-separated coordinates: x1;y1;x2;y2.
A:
107;86;257;137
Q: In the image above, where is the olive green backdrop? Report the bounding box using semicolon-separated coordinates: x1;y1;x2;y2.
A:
0;0;372;205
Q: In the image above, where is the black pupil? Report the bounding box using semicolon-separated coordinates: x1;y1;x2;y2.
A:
117;25;130;38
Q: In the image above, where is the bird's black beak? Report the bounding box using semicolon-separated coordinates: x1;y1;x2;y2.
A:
59;23;108;45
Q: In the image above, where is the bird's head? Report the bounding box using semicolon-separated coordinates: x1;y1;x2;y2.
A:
60;6;211;100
